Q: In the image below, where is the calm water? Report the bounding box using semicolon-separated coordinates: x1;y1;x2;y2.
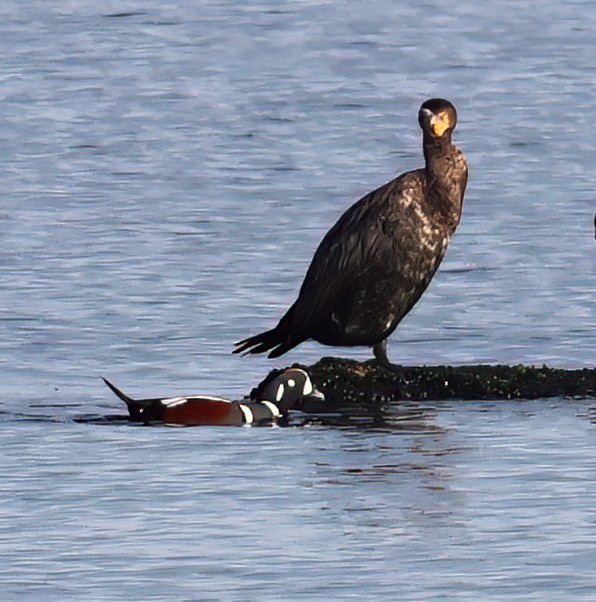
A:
0;1;594;600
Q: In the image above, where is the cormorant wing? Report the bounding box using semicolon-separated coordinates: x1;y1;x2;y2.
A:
288;170;425;330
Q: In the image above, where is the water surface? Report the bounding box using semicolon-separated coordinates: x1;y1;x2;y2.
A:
0;1;594;600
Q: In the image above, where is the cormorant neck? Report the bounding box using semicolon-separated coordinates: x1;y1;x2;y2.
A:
422;132;453;164
422;132;457;186
421;131;464;230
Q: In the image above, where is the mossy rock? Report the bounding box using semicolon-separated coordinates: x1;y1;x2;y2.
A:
264;358;595;410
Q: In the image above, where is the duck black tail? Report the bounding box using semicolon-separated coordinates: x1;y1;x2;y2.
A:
102;377;154;420
102;377;134;403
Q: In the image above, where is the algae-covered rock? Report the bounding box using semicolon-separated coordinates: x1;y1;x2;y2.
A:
267;358;595;409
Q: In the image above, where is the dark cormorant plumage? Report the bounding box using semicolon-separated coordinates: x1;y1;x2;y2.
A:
234;98;468;364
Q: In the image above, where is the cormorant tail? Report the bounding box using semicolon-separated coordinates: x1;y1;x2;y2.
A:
233;324;302;359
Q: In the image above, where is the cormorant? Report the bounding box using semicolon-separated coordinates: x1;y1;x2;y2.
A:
234;98;468;364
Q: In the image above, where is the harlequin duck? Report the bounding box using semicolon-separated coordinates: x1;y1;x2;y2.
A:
103;368;322;426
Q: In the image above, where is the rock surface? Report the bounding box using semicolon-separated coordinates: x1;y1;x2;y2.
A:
258;358;595;411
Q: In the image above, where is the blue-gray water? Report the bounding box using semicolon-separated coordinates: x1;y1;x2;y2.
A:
0;1;594;600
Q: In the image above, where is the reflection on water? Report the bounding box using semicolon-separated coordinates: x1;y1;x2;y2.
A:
1;398;595;600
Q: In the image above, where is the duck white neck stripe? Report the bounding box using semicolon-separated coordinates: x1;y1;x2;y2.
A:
238;404;254;424
259;400;281;417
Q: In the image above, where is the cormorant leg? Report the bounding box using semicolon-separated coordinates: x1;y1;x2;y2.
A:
372;340;390;365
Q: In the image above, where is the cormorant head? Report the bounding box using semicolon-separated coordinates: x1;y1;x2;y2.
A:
419;98;458;139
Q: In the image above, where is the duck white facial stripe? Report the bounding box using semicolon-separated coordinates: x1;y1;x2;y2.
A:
276;383;284;402
260;401;281;417
239;404;254;424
